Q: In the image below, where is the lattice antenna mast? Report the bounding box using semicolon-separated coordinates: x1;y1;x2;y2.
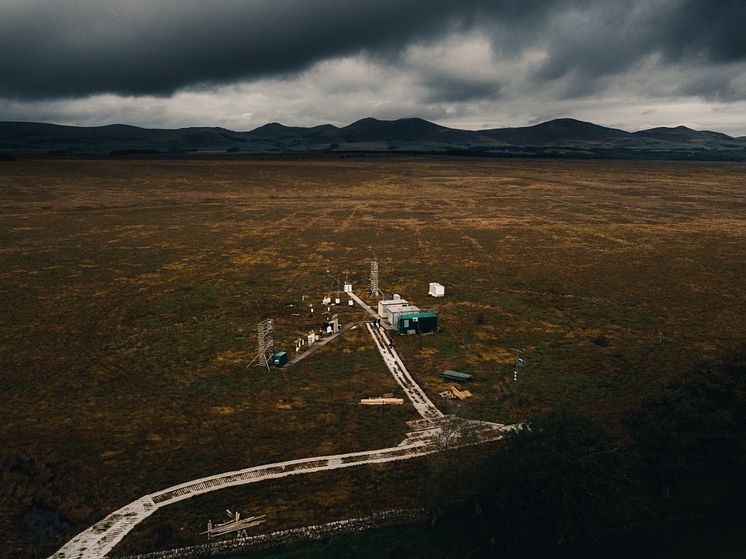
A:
326;263;343;291
248;319;274;371
369;260;379;298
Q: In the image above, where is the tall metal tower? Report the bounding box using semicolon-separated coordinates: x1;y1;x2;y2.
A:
369;260;379;298
248;319;274;371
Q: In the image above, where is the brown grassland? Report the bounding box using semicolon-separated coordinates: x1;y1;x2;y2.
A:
0;156;744;556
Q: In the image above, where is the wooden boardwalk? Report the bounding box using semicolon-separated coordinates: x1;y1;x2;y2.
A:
51;417;515;559
286;321;361;366
348;292;393;329
365;322;443;420
49;289;516;559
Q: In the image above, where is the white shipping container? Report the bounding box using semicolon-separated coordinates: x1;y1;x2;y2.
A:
388;305;421;326
377;298;407;317
429;282;445;297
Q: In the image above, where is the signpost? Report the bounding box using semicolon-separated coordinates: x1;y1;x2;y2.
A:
508;348;526;405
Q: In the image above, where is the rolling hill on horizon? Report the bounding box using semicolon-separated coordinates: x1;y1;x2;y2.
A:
2;117;746;160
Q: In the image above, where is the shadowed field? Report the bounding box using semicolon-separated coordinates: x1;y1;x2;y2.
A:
1;156;744;557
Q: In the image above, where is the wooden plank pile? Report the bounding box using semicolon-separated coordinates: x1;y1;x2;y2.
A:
451;386;473;400
360;393;405;405
438;386;473;400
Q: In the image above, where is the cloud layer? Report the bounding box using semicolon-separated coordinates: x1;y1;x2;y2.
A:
1;0;745;133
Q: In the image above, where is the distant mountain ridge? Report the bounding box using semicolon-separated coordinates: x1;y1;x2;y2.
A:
2;117;745;160
480;118;631;146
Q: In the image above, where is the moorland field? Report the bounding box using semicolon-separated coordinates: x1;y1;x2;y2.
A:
1;156;744;557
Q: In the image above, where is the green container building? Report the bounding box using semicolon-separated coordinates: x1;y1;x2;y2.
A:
396;312;438;335
271;351;288;368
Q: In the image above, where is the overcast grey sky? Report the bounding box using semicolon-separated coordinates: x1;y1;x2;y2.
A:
1;0;745;134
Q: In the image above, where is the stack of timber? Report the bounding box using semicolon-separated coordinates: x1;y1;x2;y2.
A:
359;397;405;406
451;386;473;400
439;386;473;400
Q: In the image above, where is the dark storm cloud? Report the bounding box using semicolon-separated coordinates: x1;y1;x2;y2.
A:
0;0;745;103
525;0;746;97
659;0;746;63
0;0;512;99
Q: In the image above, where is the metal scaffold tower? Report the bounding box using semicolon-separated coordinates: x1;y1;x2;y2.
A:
369;260;379;298
248;319;274;371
